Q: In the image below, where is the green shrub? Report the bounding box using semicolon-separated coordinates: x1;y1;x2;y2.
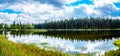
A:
114;39;120;47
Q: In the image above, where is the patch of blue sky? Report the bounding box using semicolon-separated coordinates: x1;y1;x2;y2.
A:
112;11;120;17
65;0;93;7
0;9;22;14
114;2;120;8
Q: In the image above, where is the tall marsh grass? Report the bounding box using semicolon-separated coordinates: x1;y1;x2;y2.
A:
0;35;71;56
105;39;120;56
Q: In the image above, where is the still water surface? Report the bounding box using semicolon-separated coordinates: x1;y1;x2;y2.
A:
1;30;120;55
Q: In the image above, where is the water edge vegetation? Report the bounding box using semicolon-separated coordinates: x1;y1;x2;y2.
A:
105;39;120;56
0;35;72;56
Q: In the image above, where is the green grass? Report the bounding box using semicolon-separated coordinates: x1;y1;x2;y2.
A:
114;39;120;47
0;35;72;56
10;29;47;32
30;29;47;32
104;39;120;56
40;42;48;45
0;29;47;32
104;49;120;56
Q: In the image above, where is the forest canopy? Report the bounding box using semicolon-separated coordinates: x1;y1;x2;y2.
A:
0;17;120;29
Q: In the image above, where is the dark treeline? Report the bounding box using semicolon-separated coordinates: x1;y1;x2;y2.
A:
34;17;120;29
0;17;120;29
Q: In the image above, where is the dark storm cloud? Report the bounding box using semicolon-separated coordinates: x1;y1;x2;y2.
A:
95;4;120;16
0;0;63;8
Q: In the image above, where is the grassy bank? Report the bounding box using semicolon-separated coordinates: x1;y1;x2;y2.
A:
0;35;71;56
105;39;120;56
3;29;47;32
114;39;120;47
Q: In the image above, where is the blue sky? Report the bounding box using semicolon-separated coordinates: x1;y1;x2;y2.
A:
0;0;120;24
0;9;22;14
114;2;120;8
66;0;93;6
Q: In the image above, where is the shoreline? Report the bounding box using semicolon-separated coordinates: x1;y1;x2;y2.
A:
48;29;120;31
1;29;120;31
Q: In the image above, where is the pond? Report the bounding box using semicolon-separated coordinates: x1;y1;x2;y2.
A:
1;30;120;56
